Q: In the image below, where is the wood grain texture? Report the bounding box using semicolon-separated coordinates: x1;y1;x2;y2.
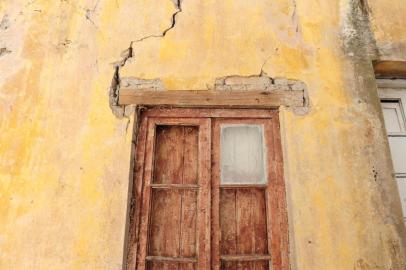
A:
374;60;406;78
149;189;183;257
126;115;149;270
134;117;211;270
212;117;289;270
196;118;212;270
221;261;269;270
136;118;158;270
153;125;198;185
220;255;271;261
271;114;289;270
119;89;304;108
126;109;288;270
148;189;198;259
211;120;222;270
144;108;276;119
147;261;196;270
148;123;202;270
153;126;185;184
219;189;268;270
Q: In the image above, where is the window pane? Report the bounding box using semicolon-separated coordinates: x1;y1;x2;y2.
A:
220;125;267;184
396;177;406;221
388;136;406;173
381;101;405;133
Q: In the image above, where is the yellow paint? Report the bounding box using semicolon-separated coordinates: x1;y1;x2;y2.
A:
1;0;406;269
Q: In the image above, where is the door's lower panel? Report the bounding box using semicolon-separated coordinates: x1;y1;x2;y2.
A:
221;261;269;270
147;261;196;270
149;189;198;258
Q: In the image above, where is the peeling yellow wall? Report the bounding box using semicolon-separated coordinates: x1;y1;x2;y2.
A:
1;0;406;269
368;0;406;60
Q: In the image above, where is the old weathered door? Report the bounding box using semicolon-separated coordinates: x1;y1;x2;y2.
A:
127;108;288;270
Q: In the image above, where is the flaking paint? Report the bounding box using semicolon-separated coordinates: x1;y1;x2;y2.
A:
1;0;406;269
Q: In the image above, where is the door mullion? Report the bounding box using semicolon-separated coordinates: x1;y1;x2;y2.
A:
196;118;212;270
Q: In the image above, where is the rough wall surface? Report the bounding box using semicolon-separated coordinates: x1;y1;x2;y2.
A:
0;0;405;269
368;1;406;60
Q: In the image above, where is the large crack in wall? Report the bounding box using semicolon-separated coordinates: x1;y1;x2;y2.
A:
108;0;311;119
109;0;183;118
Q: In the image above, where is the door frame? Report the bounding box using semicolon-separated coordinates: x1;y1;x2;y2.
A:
124;107;289;270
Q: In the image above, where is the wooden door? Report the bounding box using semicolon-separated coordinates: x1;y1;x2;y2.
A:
133;117;211;270
127;109;288;270
211;118;288;270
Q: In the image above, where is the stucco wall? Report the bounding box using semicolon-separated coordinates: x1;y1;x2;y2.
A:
1;0;405;269
368;1;406;60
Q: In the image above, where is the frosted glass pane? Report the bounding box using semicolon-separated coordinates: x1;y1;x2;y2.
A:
396;177;406;219
388;137;406;173
381;100;405;133
383;107;402;133
220;125;267;184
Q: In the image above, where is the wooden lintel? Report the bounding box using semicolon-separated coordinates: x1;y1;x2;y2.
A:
118;89;304;108
374;61;406;78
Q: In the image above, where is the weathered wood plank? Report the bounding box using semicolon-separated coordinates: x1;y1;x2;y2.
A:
180;190;198;258
211;120;222;270
374;60;406;78
220;189;237;256
119;89;304;108
150;184;199;189
252;189;268;255
144;108;276;118
149;189;182;257
220;255;272;261
153;126;185;184
136;119;159;270
196;118;212;270
147;261;196;270
183;126;198;184
146;256;197;263
235;189;254;270
271;114;290;270
126;115;148;270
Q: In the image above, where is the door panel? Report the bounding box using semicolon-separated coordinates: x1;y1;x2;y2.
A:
221;261;269;270
149;126;199;261
220;189;268;256
154;126;199;184
147;261;196;270
148;189;198;258
136;118;211;270
212;118;288;270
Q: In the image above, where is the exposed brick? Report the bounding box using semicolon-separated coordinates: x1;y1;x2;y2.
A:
121;77;164;91
214;75;307;93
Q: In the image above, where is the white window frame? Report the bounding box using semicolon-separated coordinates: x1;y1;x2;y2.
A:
378;79;406;222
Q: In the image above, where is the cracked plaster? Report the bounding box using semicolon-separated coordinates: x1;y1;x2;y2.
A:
1;0;406;269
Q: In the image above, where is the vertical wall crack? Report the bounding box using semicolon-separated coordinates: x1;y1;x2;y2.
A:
291;0;299;33
109;0;183;118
